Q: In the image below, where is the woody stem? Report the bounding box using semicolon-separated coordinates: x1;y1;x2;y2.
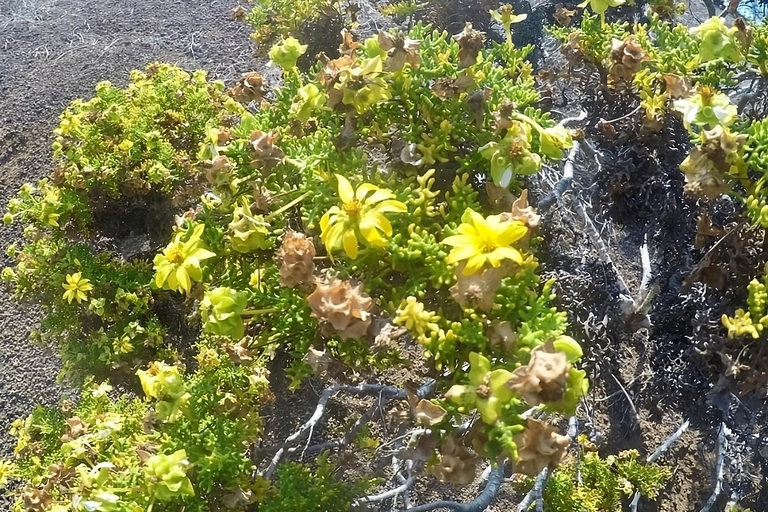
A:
265;190;313;221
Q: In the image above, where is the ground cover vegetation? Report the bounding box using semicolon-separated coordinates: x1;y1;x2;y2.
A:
2;0;768;510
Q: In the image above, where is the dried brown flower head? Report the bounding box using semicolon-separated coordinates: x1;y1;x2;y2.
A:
430;435;478;486
513;418;570;476
554;4;576;26
23;487;52;512
60;417;88;443
431;75;475;99
452;23;486;68
275;230;316;287
306;277;373;339
378;30;421;71
249;130;285;175
450;261;509;311
231;72;268;103
204;155;233;187
507;340;570;406
608;35;651;80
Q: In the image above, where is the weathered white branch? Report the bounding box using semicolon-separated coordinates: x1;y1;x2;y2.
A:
516;467;550;512
407;464;506;512
262;381;434;479
630;418;691;512
357;475;417;504
699;422;730;512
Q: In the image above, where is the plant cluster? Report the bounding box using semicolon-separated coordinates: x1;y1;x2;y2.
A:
550;9;768;345
3;63;242;381
518;437;671;512
0;5;595;509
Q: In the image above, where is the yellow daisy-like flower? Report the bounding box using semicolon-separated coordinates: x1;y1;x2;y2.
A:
320;174;407;259
62;272;94;304
153;224;216;294
442;208;527;275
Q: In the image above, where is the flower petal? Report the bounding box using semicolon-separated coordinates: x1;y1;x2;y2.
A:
335;174;355;203
343;229;359;259
463;254;487;275
374;199;407;213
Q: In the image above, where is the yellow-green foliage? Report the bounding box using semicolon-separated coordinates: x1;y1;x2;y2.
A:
522;442;671;512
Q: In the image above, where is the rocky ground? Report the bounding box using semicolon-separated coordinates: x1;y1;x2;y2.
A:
2;0;767;511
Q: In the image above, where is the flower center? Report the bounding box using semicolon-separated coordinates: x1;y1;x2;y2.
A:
167;244;185;264
508;140;525;158
475;384;491;399
342;199;363;218
479;240;497;254
700;86;714;105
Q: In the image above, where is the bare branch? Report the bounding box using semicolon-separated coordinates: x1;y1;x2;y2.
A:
516;467;550;512
263;380;434;479
630;418;690;512
699;422;730;512
406;463;505;512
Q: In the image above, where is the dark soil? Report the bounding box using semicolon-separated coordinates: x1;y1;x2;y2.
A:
2;0;767;511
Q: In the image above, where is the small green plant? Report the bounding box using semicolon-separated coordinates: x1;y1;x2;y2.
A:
519;439;671;512
261;452;376;511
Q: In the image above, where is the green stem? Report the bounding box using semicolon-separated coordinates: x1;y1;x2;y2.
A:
511;111;545;134
242;307;278;316
265;190;313;221
504;26;513;48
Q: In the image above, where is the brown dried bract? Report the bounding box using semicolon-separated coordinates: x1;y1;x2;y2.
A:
662;73;690;99
306;277;374;339
231;4;248;21
204;155;233;186
513;418;570;476
303;346;334;378
488;320;517;353
224;340;253;365
450;261;508;311
499;189;541;231
60;416;88;443
275;230;316;288
339;28;361;57
230;72;268;104
372;321;407;352
554;4;576;26
430;435;478;486
249;130;285;175
452;23;486;69
406;387;447;426
378;30;421;71
608;35;651;80
507;340;569;406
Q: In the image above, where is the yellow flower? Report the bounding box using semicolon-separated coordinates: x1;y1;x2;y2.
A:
153;224;216;294
394;296;441;337
442;208;527;275
0;460;14;488
320;174;407;259
62;272;93;304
